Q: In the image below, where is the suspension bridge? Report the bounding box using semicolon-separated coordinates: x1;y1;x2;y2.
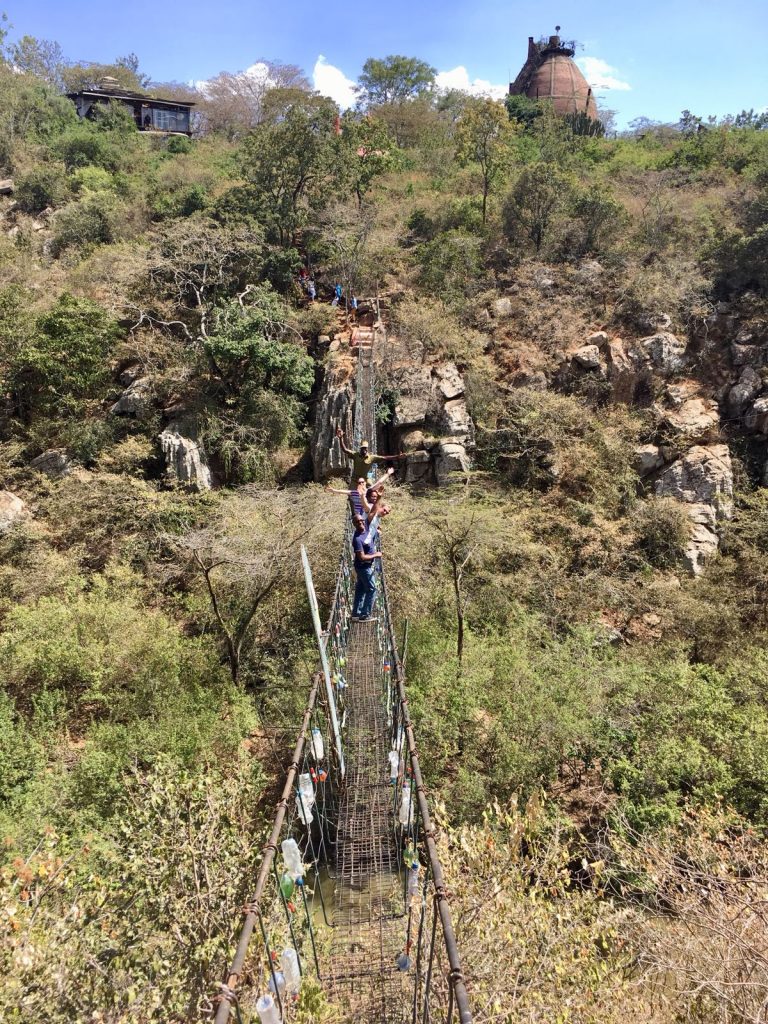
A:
214;320;471;1024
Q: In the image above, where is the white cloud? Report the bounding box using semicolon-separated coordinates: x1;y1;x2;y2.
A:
435;66;507;99
576;57;631;92
313;55;357;109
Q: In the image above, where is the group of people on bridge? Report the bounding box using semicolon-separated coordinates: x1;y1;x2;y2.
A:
326;428;406;622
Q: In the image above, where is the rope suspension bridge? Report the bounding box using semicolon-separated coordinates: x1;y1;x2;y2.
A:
214;320;471;1024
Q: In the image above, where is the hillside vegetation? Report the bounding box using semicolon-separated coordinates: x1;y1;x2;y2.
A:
2;22;768;1024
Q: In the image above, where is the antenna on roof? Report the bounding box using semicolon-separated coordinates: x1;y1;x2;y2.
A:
555;24;561;32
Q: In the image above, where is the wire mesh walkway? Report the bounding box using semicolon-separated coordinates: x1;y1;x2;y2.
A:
322;619;407;1022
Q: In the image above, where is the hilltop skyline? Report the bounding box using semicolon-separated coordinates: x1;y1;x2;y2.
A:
5;0;767;128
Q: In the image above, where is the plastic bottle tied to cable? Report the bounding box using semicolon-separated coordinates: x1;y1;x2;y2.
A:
279;872;295;899
388;750;399;785
398;784;413;828
255;993;281;1024
310;727;325;762
268;971;286;998
280;948;301;996
407;863;420;902
296;774;315;826
295;792;313;825
404;843;418;869
281;838;305;884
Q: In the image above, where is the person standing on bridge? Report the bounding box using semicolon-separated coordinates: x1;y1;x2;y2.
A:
352;513;381;621
325;467;393;517
336;428;404;483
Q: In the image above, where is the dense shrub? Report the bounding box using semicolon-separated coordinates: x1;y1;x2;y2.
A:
50;193;124;255
14;164;70;212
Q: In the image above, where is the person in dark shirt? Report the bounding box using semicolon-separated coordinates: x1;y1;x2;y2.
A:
352;513;381;620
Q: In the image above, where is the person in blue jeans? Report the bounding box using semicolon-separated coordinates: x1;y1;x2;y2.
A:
352;513;381;620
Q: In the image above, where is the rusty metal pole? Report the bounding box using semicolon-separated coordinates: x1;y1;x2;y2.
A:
380;565;472;1024
214;675;321;1024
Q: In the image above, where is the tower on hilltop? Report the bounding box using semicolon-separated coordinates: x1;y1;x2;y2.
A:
509;27;598;121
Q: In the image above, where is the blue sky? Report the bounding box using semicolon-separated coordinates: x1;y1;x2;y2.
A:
6;0;767;128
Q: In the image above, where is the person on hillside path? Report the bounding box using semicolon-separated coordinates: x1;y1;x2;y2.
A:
336;428;405;483
352;513;381;620
331;282;343;307
307;279;316;301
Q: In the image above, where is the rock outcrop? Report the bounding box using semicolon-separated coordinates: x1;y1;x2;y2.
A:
159;422;212;491
638;331;687;374
110;377;151;417
655;444;733;575
30;449;71;479
311;366;355;481
0;491;27;535
390;361;473;485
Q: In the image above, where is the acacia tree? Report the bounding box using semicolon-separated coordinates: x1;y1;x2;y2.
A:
431;506;494;666
172;495;307;684
356;55;436;107
140;217;264;343
170;491;339;684
455;98;518;224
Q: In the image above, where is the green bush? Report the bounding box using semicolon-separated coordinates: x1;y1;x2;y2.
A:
631;497;690;568
0;570;219;728
6;293;117;420
417;229;485;297
0;692;40;805
14;164;70;212
50;193;123;255
53;123;120;170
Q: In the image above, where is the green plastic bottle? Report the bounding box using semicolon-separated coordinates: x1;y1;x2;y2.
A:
280;872;295;899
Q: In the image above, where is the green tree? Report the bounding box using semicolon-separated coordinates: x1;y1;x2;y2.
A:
6;294;118;422
504;93;543;130
357;55;436;107
503;163;572;252
205;287;313;398
239;96;340;246
455;98;518;224
61;54;150;94
9;34;65;89
339;114;399;206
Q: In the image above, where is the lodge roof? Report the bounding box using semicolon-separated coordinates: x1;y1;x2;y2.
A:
67;86;195;108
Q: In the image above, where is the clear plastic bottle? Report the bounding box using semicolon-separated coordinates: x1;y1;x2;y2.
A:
297;773;315;809
281;838;304;882
280;947;301;996
398;784;412;828
388;750;399;784
268;971;286;998
295;792;314;826
256;993;281;1024
310;727;325;761
407;863;420;902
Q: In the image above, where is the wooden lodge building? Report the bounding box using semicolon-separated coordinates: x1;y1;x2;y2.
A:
67;77;194;136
